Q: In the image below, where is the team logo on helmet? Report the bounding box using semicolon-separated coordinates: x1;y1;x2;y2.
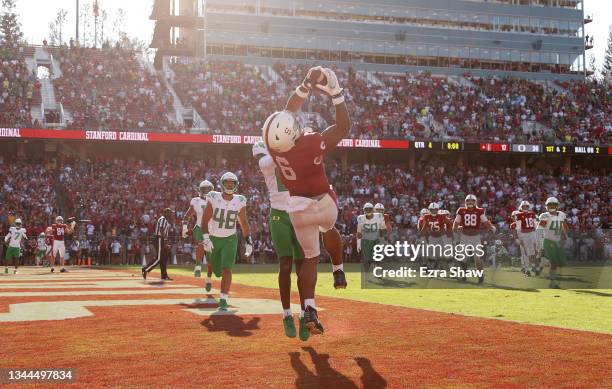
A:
220;172;239;194
262;110;302;153
374;203;384;212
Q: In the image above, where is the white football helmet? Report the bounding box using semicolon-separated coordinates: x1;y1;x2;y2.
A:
495;240;502;246
420;208;429;216
56;216;64;224
199;180;214;197
251;140;268;158
262;110;302;153
545;197;559;212
374;203;384;213
363;202;374;214
220;172;239;194
465;194;477;208
428;202;439;215
14;218;22;227
519;201;530;211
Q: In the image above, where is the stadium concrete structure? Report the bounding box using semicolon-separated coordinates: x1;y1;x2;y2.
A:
151;0;591;80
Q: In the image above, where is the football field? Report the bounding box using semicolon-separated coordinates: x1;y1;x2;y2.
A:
1;265;611;388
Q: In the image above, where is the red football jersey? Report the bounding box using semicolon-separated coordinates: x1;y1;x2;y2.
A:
269;132;330;198
515;211;536;233
52;223;68;241
455;207;486;235
423;213;452;237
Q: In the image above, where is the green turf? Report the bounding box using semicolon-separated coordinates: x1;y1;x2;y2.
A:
133;263;612;334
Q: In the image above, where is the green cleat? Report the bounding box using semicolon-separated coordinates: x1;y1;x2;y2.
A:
205;281;212;292
194;265;201;278
283;315;297;338
218;298;229;311
298;317;310;341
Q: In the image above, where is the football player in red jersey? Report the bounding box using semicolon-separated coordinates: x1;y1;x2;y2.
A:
50;216;74;273
453;194;496;284
420;203;453;269
514;201;538;276
263;66;351;335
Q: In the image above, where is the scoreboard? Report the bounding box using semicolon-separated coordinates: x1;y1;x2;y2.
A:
412;140;609;156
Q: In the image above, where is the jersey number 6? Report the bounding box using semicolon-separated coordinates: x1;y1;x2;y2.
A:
275;156;297;181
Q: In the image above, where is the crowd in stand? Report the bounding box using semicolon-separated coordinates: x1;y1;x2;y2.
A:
0;45;39;128
53;46;178;132
1;155;609;264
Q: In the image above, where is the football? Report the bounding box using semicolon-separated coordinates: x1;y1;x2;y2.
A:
308;67;327;88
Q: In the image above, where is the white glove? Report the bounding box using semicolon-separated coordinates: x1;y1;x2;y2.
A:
357;238;361;253
490;225;497;234
316;68;344;104
244;236;253;257
70;221;77;229
181;224;188;239
203;234;214;252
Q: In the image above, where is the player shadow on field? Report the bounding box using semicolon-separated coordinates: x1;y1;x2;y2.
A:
289;347;387;389
200;315;261;337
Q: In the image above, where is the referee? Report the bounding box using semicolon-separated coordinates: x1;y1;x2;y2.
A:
142;208;174;281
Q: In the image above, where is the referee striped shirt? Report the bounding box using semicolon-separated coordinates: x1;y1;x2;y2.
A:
154;216;171;238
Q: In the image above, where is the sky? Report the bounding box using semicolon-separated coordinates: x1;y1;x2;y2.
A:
11;0;612;73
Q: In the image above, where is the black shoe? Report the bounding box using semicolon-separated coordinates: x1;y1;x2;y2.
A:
51;268;55;273
141;268;147;280
333;269;347;289
478;276;484;284
162;276;173;281
60;268;67;273
303;306;324;335
524;270;532;277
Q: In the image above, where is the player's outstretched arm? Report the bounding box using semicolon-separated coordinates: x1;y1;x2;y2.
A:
317;68;351;150
285;67;321;113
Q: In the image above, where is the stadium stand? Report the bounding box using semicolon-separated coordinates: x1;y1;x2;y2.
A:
0;45;40;128
52;46;177;131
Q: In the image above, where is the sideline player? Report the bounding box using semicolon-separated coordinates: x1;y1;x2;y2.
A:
537;197;569;288
263;66;350;334
51;216;74;273
356;203;386;273
4;218;27;274
201;172;253;311
253;141;309;340
44;227;53;267
453;194;496;284
183;180;214;291
514;201;538;276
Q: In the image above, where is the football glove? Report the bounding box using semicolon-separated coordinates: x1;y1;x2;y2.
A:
245;236;253;257
181;223;188;239
316;68;344;104
203;234;214;252
357;238;361;253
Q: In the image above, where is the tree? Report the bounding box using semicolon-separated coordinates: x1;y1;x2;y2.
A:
0;0;24;47
601;25;612;81
48;9;68;46
112;8;126;43
587;53;597;81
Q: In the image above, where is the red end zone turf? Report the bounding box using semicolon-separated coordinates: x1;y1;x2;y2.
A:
0;269;610;388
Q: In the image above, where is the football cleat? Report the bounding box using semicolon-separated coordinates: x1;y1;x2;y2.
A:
13;269;18;274
303;306;324;335
298;317;310;341
4;267;7;274
205;281;212;292
162;277;173;281
333;269;347;289
218;299;229;311
283;315;297;338
478;276;484;285
51;268;55;273
60;268;67;273
141;268;147;280
194;265;201;278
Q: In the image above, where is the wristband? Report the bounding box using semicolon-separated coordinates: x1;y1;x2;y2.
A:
203;233;210;240
332;92;345;105
295;85;310;99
